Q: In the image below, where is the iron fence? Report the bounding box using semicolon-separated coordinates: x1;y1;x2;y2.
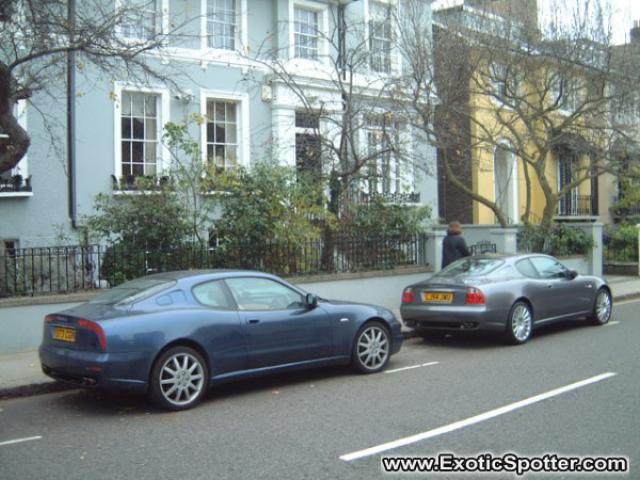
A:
0;234;428;297
603;231;639;263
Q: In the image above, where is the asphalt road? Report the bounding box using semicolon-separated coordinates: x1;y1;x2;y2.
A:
1;300;639;480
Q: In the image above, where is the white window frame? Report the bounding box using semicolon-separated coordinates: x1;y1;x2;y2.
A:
115;0;169;43
362;114;408;196
199;89;250;170
365;0;401;75
112;83;170;180
550;72;584;114
201;0;248;53
0;100;30;197
492;142;519;224
289;0;329;62
367;0;394;74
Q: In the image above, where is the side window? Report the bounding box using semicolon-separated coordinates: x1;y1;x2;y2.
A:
193;280;234;309
225;277;304;311
515;259;539;278
530;257;568;279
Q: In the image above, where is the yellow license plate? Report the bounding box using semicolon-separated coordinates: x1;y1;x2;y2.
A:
53;327;76;343
423;292;453;303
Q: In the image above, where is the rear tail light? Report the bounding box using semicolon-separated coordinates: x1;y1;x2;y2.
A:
402;288;415;303
45;315;55;323
77;319;107;352
465;287;485;305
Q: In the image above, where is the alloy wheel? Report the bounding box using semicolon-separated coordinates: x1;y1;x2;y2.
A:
356;325;390;371
595;290;612;324
511;304;532;343
158;352;205;407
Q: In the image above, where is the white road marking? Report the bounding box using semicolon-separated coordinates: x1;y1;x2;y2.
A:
340;372;616;462
0;436;42;447
385;362;439;374
604;321;620;327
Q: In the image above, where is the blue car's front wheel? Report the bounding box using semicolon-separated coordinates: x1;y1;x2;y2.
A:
149;346;209;411
352;321;391;373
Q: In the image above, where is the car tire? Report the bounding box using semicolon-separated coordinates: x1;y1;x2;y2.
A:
505;301;533;345
588;288;612;326
149;346;209;411
352;321;391;374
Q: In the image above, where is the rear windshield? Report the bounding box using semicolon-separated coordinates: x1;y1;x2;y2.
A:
90;278;176;305
436;257;504;278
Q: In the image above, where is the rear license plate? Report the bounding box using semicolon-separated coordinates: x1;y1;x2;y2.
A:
53;327;76;343
423;292;453;303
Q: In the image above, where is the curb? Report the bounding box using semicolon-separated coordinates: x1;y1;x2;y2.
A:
0;380;76;401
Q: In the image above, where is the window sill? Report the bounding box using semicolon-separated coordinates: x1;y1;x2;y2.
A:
0;191;33;198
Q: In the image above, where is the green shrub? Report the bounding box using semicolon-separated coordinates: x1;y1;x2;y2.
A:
518;223;594;256
605;224;638;262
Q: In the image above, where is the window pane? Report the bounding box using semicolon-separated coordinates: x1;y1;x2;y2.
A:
146;119;157;140
145;142;157;163
121;118;132;139
226;146;237;166
215;102;226;122
132;141;143;161
193;280;234;309
132;118;144;139
122;141;131;163
131;93;144;116
145;95;156;116
225;277;304;311
133;163;144;176
225;124;236;143
122;93;132;115
437;258;504;277
215;145;225;164
226;103;236;123
216;124;226;143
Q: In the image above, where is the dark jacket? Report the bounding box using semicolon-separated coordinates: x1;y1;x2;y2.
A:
442;234;470;268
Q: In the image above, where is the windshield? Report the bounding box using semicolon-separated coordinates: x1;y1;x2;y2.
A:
90;278;176;305
436;257;504;278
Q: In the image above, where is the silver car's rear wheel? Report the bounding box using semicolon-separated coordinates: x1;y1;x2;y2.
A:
150;346;208;411
352;322;391;373
506;302;533;345
589;288;612;325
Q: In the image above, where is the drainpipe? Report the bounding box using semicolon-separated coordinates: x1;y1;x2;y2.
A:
67;0;77;228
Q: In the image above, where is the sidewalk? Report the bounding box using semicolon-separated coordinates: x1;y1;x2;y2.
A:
2;275;640;400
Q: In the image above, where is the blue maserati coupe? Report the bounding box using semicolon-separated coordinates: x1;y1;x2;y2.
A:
39;270;403;410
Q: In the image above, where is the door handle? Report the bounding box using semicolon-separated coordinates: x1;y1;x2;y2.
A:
546;284;553;289
247;318;260;324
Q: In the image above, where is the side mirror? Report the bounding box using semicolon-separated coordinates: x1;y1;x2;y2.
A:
304;293;318;309
567;270;578;280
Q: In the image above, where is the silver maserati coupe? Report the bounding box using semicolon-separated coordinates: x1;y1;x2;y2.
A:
400;254;612;344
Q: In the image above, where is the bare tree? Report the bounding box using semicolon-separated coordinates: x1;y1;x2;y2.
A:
0;0;188;174
245;2;419;217
397;0;639;229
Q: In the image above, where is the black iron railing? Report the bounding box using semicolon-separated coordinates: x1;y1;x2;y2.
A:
356;192;421;204
603;231;639;263
0;174;32;193
557;195;594;216
0;235;429;297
